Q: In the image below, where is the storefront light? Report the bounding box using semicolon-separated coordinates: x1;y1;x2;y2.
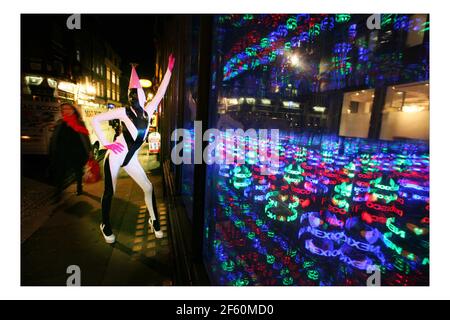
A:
140;79;152;88
313;106;326;113
86;85;96;95
402;105;424;113
261;99;272;105
47;78;57;88
290;54;300;67
78;99;100;108
58;81;77;93
227;98;239;105
282;101;300;109
25;76;43;86
245;97;256;104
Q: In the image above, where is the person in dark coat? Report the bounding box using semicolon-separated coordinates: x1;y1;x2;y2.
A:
49;103;91;202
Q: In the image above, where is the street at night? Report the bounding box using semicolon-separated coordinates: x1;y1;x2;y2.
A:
22;150;175;285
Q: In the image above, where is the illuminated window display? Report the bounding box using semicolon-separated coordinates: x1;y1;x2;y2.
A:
380;82;429;141
202;14;429;286
339;90;375;138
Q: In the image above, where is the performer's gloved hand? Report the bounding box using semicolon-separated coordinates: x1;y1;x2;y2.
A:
168;54;175;72
105;142;125;154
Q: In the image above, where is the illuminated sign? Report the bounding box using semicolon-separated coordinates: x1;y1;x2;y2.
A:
25;76;43;86
282;101;300;109
58;81;77;94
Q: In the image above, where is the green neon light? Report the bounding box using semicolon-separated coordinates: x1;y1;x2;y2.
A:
260;38;269;48
386;217;406;239
414;227;424;236
234;220;245;229
332;195;350;211
221;260;235;272
383;232;428;263
335;14;351;23
283;163;305;184
286;17;297;30
381;14;393;27
307;270;319;281
334;182;353;198
283;277;294;286
281;268;290;276
287;249;297;257
371;177;399;192
233;278;249;286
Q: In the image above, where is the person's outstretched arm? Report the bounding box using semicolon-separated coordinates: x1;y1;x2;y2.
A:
91;108;126;154
144;54;175;116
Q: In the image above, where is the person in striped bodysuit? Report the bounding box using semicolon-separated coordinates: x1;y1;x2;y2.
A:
91;55;175;243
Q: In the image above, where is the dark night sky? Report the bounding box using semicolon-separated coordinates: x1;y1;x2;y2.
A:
93;14;161;80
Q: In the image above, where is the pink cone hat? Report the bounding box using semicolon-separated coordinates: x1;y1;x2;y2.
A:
129;65;142;89
128;65;146;107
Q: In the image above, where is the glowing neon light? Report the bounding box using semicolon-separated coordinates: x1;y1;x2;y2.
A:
386;218;406;239
307;270;319;281
334;182;353;197
383;232;428;264
283;163;305;184
221;260;235;272
335;14;351;23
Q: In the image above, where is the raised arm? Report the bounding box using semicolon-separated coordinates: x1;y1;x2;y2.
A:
91;108;126;153
145;54;175;116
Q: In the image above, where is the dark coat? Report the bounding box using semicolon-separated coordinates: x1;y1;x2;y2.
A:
49;120;91;177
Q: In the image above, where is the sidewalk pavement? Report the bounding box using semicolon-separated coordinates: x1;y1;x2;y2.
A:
21;149;174;286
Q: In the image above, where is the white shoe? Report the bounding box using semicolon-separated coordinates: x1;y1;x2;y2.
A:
149;219;163;239
100;224;116;244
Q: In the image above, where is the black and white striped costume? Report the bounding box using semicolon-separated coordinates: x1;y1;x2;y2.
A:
92;68;172;240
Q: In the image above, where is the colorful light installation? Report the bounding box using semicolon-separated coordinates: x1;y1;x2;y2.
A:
218;14;428;92
205;133;429;286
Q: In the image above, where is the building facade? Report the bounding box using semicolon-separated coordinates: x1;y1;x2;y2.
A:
21;15;122;155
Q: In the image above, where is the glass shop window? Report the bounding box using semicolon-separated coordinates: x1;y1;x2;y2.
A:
339;89;374;138
380;82;429;141
406;14;427;48
180;16;200;222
